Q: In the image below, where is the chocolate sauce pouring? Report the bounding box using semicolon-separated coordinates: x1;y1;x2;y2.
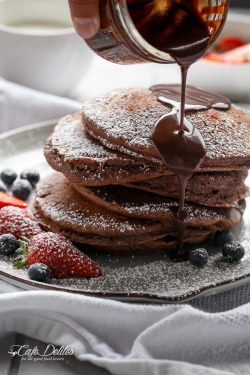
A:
127;0;230;259
150;85;231;259
128;0;229;130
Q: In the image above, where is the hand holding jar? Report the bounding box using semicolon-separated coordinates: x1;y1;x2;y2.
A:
68;0;100;38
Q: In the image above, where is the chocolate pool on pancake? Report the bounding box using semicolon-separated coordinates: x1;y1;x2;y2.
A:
82;87;250;172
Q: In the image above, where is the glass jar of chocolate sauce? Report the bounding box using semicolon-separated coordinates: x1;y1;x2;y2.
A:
85;0;229;66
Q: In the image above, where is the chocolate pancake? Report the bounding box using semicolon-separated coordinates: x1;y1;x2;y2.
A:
72;182;244;227
33;173;175;247
44;114;172;186
44;114;248;209
82;87;250;172
126;171;249;208
33;173;244;254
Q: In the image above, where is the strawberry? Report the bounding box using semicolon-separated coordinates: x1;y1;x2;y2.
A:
26;232;102;278
0;191;28;209
0;206;42;239
203;43;250;64
216;36;245;53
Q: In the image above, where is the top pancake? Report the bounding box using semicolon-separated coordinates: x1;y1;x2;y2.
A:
82;87;250;172
44;113;173;186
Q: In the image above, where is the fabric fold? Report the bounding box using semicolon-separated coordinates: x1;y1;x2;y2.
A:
0;78;81;133
0;290;250;375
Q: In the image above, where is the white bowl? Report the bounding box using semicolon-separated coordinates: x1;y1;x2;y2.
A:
0;0;94;96
188;13;250;102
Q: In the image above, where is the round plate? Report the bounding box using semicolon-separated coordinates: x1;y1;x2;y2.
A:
0;121;249;303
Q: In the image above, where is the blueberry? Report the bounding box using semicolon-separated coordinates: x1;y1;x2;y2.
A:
214;229;234;247
0;181;7;192
222;241;245;262
12;179;32;200
20;169;40;187
1;169;17;185
0;234;19;256
189;248;209;267
28;263;51;282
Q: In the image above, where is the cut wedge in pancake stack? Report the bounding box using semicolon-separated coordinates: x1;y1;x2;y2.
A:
35;86;250;254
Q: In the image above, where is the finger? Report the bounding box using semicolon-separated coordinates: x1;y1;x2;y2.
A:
68;0;100;39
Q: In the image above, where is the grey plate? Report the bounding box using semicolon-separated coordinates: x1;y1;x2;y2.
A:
0;121;249;303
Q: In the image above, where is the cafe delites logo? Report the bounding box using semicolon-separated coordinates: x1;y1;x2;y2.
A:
8;344;74;362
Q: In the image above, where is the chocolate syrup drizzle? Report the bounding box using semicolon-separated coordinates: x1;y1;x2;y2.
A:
128;0;230;259
150;85;231;259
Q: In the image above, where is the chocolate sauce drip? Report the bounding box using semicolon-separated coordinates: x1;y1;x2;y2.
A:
150;84;231;260
128;0;229;131
151;84;231;111
127;0;229;259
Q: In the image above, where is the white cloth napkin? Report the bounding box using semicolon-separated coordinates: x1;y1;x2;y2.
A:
0;78;81;133
1;78;250;375
0;289;250;375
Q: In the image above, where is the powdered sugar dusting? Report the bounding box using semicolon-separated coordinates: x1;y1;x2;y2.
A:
45;114;167;185
49;114;128;163
35;174;166;237
83;89;164;163
82;88;250;168
81;185;240;224
38;197;145;234
196;107;249;160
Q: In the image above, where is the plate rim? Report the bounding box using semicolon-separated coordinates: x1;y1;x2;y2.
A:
1;266;250;303
0;119;59;140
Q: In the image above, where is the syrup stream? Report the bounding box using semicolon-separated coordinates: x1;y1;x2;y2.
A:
128;0;229;259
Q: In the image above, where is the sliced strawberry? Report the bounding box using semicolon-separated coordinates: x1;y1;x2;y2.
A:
217;36;245;53
203;52;223;62
26;232;102;279
0;206;42;239
0;191;28;209
203;43;250;64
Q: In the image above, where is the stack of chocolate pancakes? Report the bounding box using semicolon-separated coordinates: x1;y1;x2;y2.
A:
33;85;250;254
